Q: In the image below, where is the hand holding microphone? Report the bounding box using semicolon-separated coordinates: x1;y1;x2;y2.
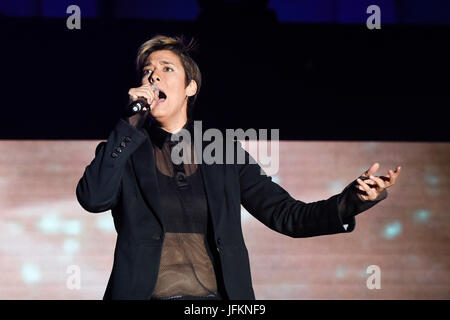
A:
127;84;160;114
124;84;160;128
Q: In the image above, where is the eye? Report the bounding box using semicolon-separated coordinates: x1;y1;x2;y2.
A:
163;66;174;72
142;69;153;76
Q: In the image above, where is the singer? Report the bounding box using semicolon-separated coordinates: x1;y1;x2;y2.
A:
76;35;401;300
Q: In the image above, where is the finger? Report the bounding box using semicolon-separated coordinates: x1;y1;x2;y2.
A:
128;89;139;101
369;175;386;189
360;178;376;185
130;88;149;97
132;89;154;105
375;172;391;183
136;94;152;105
390;166;402;184
142;83;158;95
141;83;153;89
137;85;157;97
150;84;160;94
355;186;373;201
356;184;369;192
141;86;156;100
362;162;379;177
148;87;160;108
356;178;374;195
386;169;394;182
149;85;161;101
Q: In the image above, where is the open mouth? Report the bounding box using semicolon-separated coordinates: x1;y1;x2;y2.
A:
152;85;166;105
158;90;167;101
156;90;166;106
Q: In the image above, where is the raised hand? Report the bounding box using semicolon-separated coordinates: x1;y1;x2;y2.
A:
355;162;401;201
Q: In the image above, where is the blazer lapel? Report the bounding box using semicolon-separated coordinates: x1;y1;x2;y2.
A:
198;154;226;228
130;131;164;230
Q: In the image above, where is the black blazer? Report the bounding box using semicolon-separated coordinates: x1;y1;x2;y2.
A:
76;119;384;300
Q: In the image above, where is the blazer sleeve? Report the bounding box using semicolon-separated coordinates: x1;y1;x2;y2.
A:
236;141;386;238
76;119;148;213
337;177;388;220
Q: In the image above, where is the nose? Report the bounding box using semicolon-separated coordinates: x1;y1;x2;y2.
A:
148;70;160;84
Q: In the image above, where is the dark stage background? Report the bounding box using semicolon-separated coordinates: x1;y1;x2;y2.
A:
0;0;449;300
0;0;449;141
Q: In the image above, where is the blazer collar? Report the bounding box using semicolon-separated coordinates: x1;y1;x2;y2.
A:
145;119;194;149
131;119;224;232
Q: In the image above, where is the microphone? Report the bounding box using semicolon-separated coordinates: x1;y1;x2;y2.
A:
125;84;162;117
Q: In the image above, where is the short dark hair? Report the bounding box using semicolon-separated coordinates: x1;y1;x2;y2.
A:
136;35;201;119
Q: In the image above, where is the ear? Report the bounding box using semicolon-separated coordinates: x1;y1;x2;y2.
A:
186;79;197;97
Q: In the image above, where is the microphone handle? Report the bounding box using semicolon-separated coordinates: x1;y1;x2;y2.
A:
125;98;149;117
125;85;159;117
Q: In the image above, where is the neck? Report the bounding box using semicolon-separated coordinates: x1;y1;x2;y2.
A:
159;115;188;134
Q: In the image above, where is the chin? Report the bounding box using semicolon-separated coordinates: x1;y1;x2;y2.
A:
151;108;172;122
150;103;166;116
